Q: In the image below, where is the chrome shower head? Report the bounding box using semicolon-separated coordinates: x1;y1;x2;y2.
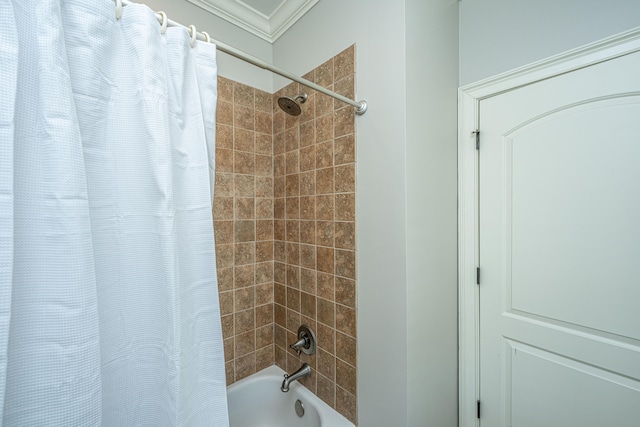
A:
278;92;308;116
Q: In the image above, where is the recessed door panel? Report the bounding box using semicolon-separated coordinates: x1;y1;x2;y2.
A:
508;340;640;427
506;97;640;340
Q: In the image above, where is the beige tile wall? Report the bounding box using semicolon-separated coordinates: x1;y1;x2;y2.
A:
213;45;357;424
214;77;275;384
272;45;357;424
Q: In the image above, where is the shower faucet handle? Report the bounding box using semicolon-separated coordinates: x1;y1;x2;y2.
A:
289;325;316;356
290;337;308;355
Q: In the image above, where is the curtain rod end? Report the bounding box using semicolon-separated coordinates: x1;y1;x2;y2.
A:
355;100;368;115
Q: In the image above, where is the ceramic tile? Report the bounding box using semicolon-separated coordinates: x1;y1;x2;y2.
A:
286;287;301;313
336;386;357;424
255;133;272;156
334;45;355;82
217;267;233;292
255;282;273;305
219;65;356;415
217;76;233;102
234;127;254;152
299;220;316;245
214;220;233;244
235;353;256;381
315;113;333;143
235;197;255;220
299;170;315;195
316;58;333;87
299;146;316;173
317;297;335;328
317;347;336;381
316;373;336;408
235;309;255;334
216;148;233;173
335;249;356;279
256;324;273;348
256;211;275;240
334;164;355;193
316;167;334;195
335;304;356;338
216;123;233;149
316;247;334;274
255;111;272;135
234;220;255;242
335;358;356;395
255;154;272;177
300;267;316;294
213;196;233;221
335;277;356;309
234;287;254;312
233;83;254;108
315;140;334;169
256;344;274;371
255;176;273;198
234;151;255;175
300;291;316;318
234;105;255;131
216;100;233;126
285;220;300;243
317;272;334;301
255;239;273;262
256;303;273;327
335;332;356;366
315;221;334;247
334;74;354;101
214;172;234;197
255;89;272;113
335;193;355;221
255;199;273;220
234;265;255;288
333;106;354;137
234;175;255;197
334;221;355;250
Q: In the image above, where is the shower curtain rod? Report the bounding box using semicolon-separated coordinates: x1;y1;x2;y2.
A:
116;0;368;115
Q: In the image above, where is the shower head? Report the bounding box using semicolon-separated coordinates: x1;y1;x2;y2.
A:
278;92;308;116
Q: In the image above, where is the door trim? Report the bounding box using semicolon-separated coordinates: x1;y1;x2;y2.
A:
458;26;640;427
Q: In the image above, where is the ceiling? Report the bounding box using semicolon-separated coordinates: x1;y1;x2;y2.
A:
186;0;319;43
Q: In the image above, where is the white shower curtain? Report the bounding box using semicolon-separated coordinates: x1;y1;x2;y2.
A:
0;0;228;425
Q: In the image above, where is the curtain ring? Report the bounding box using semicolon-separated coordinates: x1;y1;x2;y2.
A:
202;31;211;44
158;11;168;34
188;25;197;48
116;0;122;20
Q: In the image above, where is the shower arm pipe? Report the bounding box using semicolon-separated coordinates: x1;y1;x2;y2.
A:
118;0;368;115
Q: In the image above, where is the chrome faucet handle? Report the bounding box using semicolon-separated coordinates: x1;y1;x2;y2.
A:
288;325;316;356
290;336;308;355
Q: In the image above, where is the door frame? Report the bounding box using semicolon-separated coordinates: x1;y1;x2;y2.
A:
458;26;640;426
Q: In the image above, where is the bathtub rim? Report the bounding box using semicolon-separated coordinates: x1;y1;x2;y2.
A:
226;364;355;427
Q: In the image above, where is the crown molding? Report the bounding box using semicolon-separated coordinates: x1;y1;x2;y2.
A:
186;0;319;43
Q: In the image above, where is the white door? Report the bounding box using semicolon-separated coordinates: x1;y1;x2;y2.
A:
478;50;640;426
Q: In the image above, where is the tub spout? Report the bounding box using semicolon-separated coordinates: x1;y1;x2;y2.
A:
281;363;311;392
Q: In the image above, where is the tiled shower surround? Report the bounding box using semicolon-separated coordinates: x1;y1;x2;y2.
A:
213;45;357;423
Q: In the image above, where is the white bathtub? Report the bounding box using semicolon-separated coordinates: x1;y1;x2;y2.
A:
227;365;354;427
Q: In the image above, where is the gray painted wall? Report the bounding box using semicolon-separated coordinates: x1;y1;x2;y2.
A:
406;1;459;424
459;0;640;85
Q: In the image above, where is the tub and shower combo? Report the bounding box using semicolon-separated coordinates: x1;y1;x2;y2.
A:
226;325;353;427
227;365;354;427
